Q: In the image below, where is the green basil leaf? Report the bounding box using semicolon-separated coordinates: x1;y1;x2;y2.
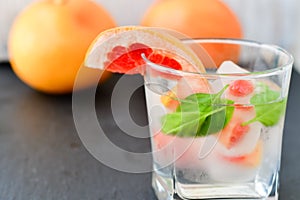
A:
243;83;287;126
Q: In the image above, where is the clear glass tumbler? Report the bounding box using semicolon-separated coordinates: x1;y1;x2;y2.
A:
144;39;293;200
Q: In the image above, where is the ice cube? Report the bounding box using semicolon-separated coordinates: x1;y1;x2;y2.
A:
152;133;211;170
145;86;168;132
174;137;209;170
217;61;249;74
262;117;284;160
211;61;255;104
211;61;249;93
177;74;212;98
208;139;262;182
218;121;262;157
208;152;260;182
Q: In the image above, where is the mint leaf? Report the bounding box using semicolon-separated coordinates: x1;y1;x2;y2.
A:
198;99;234;136
161;112;203;137
161;85;234;137
243;83;286;126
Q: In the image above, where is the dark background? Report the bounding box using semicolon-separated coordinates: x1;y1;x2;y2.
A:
0;62;299;200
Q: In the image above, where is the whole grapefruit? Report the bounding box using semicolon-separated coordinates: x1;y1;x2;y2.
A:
8;0;116;94
141;0;243;66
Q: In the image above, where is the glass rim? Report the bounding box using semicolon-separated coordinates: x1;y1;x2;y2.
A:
143;38;294;79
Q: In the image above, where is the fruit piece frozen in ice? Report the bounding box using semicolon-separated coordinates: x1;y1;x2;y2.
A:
221;140;263;167
153;132;212;169
225;79;255;104
153;131;175;150
217;104;261;156
212;61;251;96
208;141;262;182
152;131;175;166
219;121;262;157
160;88;180;110
218;104;254;149
85;26;206;75
215;61;255;103
229;80;254;97
219;122;249;149
234;103;254;111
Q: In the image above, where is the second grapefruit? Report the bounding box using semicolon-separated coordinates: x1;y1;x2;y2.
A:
141;0;243;66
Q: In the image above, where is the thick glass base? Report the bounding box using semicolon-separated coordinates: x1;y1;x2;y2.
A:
152;171;279;200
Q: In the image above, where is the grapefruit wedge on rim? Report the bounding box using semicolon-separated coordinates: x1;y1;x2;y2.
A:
84;26;206;76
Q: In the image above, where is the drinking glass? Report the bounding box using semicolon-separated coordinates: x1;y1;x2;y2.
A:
143;39;293;200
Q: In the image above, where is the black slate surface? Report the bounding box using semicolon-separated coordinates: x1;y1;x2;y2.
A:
0;62;299;200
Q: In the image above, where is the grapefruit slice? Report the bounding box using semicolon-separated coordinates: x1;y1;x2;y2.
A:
84;26;206;75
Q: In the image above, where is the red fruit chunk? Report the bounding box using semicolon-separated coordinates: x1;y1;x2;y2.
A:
230;123;249;145
128;43;153;65
107;45;127;61
220;122;249;149
106;53;138;74
234;104;254;111
128;43;153;55
161;57;182;70
160;88;180;111
105;42;183;74
148;53;164;64
229;80;254;97
153;132;174;150
222;141;263;167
